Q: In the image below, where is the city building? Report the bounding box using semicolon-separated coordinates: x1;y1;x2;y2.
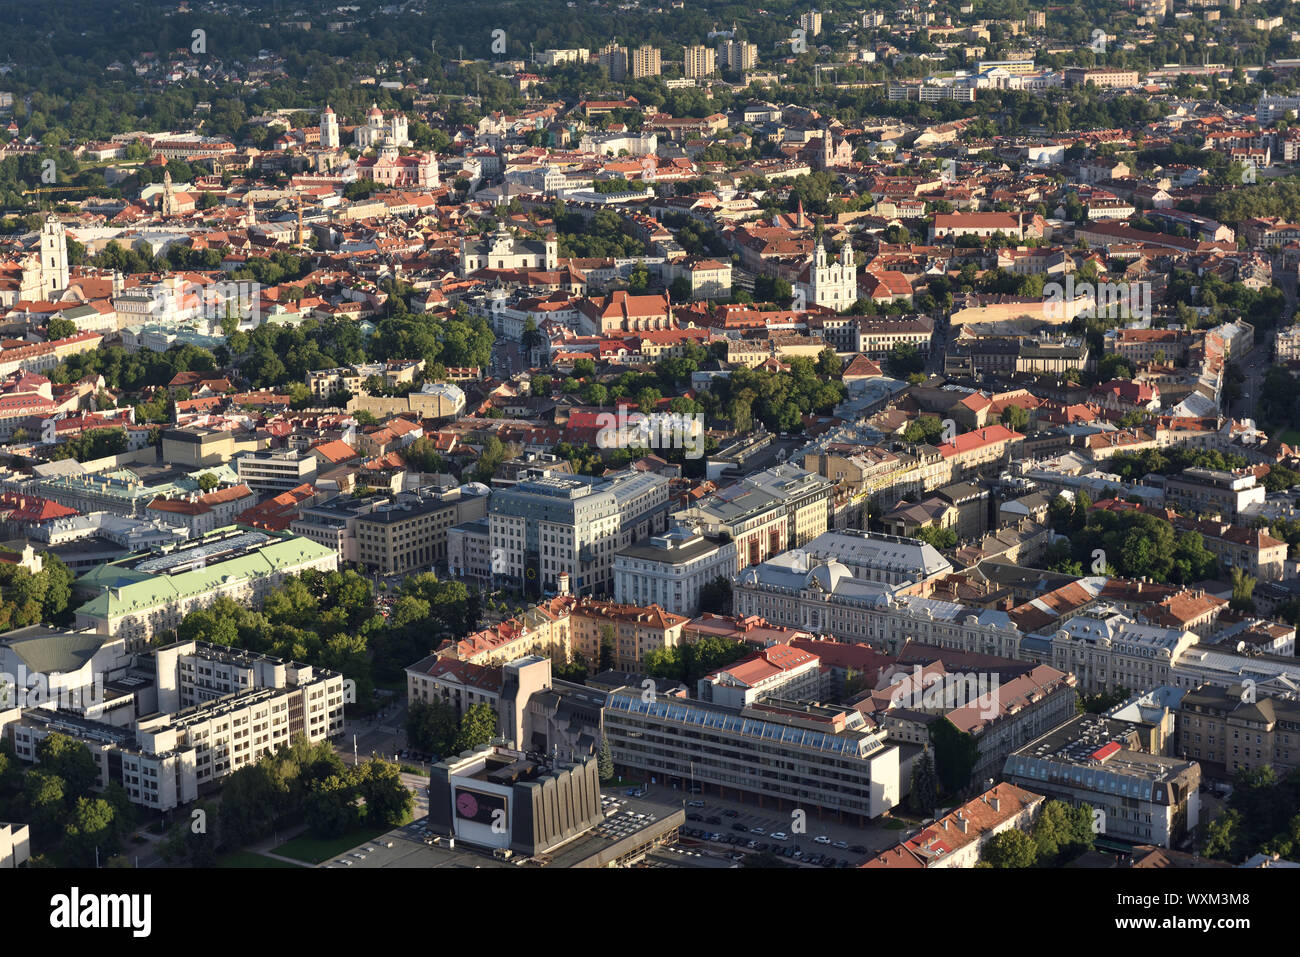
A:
1004;714;1201;848
235;449;319;497
864;782;1044;868
72;528;339;646
488;470;670;596
696;643;822;708
1178;682;1300;779
613;524;737;616
602;686;900;821
683;45;717;78
0;641;344;812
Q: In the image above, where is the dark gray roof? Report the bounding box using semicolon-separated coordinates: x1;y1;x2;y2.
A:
2;627;108;675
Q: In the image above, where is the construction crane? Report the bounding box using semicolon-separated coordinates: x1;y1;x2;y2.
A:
21;184;95;209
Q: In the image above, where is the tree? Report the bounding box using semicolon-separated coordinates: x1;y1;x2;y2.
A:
598;625;616;672
452;702;498;754
46;317;78;340
63;797;119;867
1230;566;1257;613
405;699;459;757
698;577;733;615
356;758;414;828
597;736;615;783
929;717;979;794
1205;808;1245;861
35;733;97;798
914;525;957;550
197;472;220;493
886;342;925;378
981;829;1038;868
999;404;1030;432
304;772;362;837
907;749;939;816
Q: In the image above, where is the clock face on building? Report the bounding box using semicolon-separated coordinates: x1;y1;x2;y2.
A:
453;787;506;825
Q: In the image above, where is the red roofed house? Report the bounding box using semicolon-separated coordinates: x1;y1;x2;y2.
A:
936;424;1024;479
697;644;823;707
863;782;1044;868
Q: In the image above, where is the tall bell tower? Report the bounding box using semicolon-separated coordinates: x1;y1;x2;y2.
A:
40;215;69;297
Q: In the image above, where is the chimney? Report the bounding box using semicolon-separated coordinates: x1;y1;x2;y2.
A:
990;796;1000;813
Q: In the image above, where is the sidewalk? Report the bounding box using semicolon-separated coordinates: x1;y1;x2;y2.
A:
245;823;312;866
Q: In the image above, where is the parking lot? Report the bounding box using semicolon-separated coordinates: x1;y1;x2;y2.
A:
619;784;917;868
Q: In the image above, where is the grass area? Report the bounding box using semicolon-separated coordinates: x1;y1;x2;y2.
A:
273;825;392;865
602;777;642;789
400;764;425;775
216;850;308;869
882;819;909;830
1278;429;1300;446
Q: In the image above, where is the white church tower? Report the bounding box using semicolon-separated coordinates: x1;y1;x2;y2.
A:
798;238;856;309
321;104;339;149
39;215;69;298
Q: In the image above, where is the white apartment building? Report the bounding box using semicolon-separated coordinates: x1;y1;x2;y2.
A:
236;448;319;496
0;823;30;869
684;44;717;77
0;642;344;812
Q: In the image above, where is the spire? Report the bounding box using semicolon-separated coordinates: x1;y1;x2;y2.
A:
797;197;806;228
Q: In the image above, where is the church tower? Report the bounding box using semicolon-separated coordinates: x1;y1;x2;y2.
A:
39;215;69;298
321;104;339;149
160;169;178;218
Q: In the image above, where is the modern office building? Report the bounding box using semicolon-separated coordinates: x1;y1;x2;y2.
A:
235;448;319;497
428;745;605;856
488;470;670;596
0;641;344;812
602;687;900;822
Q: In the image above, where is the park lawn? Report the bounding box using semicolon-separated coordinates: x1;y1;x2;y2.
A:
216;850;307;868
1278;429;1300;446
273;824;392;865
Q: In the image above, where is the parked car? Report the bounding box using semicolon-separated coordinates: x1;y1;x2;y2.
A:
814;835;831;845
771;831;789;841
750;827;765;835
832;840;848;850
